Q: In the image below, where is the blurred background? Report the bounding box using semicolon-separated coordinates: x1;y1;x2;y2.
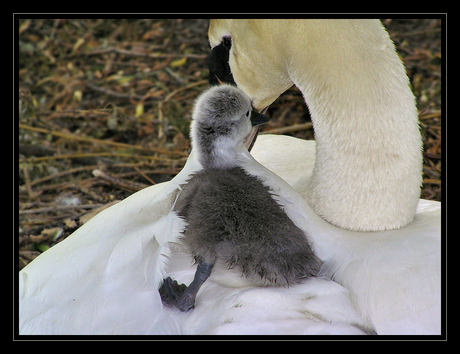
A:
18;19;441;268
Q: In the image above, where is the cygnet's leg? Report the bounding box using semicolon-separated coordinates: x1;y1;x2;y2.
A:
159;261;213;311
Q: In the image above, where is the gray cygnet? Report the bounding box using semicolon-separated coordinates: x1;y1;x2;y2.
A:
160;85;322;311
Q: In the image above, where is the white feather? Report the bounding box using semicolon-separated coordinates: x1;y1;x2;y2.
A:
19;150;202;334
252;135;441;334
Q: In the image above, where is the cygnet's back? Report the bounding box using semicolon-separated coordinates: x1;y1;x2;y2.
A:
175;166;321;287
160;85;321;311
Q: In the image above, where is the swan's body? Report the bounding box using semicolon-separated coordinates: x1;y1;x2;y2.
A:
19;136;371;335
19;19;441;335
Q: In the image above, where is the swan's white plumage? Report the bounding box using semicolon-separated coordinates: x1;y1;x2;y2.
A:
19;135;440;335
19;151;202;334
252;135;441;334
19;142;373;335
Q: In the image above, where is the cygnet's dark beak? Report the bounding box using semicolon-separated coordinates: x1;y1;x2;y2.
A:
244;107;269;151
250;110;270;127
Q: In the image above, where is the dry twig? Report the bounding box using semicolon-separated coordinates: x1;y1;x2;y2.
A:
19;204;103;215
92;169;149;192
19;124;188;157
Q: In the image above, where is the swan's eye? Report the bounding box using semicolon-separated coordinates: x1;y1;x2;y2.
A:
246;110;250;117
222;36;232;49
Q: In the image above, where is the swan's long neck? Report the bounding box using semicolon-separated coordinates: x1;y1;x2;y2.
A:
286;20;422;231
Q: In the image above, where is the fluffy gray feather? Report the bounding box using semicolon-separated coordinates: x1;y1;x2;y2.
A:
175;166;322;287
190;85;253;169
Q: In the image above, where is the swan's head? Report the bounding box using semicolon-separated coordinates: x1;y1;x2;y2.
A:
191;84;270;168
208;19;294;111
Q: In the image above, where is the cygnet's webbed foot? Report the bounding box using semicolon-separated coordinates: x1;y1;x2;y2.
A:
159;262;214;312
159;277;188;308
159;277;196;311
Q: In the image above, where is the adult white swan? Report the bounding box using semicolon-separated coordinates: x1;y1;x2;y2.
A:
208;19;441;334
18;19;441;335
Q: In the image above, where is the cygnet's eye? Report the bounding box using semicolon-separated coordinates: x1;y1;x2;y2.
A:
246;110;250;117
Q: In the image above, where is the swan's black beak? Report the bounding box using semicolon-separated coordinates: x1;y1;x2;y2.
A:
250;110;270;127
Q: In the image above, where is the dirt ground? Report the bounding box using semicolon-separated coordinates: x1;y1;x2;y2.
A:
18;18;442;269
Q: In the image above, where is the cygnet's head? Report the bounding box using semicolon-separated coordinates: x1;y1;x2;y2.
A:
191;85;270;169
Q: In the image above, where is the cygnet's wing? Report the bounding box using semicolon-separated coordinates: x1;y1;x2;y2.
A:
19;151;202;335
